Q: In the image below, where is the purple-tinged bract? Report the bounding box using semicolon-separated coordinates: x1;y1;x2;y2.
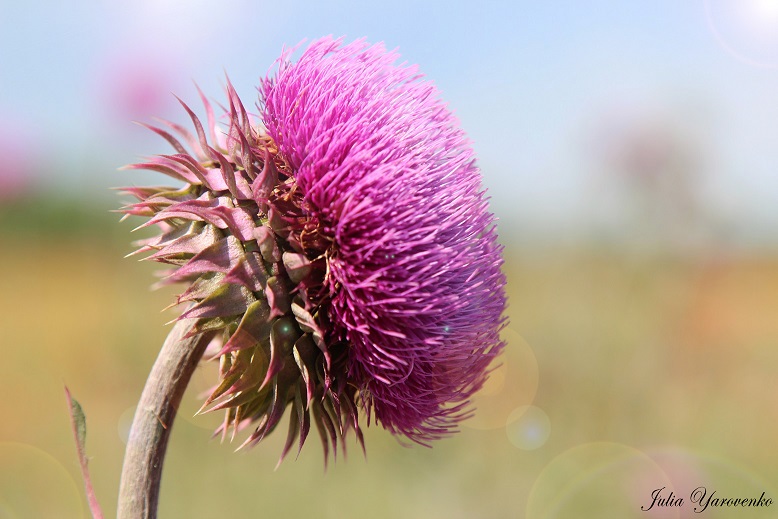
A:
120;36;507;463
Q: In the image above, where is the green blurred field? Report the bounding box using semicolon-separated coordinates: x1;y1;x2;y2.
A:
1;198;777;518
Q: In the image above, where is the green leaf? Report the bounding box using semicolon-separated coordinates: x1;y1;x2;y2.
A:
64;386;104;519
70;394;86;448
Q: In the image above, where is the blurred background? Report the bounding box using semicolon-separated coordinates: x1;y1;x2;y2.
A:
2;1;778;517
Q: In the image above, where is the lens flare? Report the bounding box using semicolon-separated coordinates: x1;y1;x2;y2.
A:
706;0;778;67
526;442;674;519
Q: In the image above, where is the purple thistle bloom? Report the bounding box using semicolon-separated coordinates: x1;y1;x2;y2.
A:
121;36;506;463
262;38;507;441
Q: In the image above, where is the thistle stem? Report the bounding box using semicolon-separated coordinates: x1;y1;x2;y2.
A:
117;320;213;519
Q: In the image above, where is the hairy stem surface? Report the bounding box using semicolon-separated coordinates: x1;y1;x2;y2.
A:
117;320;213;519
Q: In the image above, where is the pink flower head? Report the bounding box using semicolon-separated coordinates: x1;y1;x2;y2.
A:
121;36;506;463
262;38;507;441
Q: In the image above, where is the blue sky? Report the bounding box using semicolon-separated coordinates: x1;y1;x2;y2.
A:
1;0;777;243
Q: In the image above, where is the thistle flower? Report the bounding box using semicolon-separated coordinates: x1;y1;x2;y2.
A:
120;36;507;465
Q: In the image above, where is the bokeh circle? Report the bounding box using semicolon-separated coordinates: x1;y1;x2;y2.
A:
506;405;551;450
0;442;83;519
465;327;539;430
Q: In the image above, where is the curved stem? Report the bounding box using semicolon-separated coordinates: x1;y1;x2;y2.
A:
117;320;213;519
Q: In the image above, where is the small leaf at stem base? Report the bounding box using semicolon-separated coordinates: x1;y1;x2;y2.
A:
65;386;105;519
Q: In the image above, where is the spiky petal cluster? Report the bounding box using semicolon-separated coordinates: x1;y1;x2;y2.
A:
120;37;506;463
120;84;361;465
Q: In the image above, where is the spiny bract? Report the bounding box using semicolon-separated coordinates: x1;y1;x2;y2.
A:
120;36;507;466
